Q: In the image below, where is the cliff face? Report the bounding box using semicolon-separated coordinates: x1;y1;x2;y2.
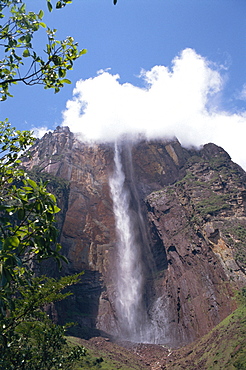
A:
23;127;246;346
146;143;246;344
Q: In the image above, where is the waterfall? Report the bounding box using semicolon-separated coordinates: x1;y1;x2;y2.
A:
109;142;146;341
109;141;169;343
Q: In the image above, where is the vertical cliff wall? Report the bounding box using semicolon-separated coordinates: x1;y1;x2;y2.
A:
23;127;246;346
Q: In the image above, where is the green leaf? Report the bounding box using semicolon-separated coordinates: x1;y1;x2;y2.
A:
47;1;53;12
48;193;56;203
55;243;62;252
38;9;44;19
19;3;26;13
56;1;62;8
4;236;20;249
25;34;32;44
27;178;37;188
23;49;30;58
53;205;60;214
80;49;87;55
60;79;71;84
39;22;46;28
1;266;13;285
58;67;66;78
17;208;26;220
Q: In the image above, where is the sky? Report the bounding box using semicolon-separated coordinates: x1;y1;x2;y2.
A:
1;0;246;168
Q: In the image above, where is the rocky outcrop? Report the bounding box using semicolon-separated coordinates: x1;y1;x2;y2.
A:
145;143;246;344
23;127;246;346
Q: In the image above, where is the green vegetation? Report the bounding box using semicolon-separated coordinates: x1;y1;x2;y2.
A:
0;0;117;100
67;337;146;370
0;274;86;370
209;155;228;170
186;155;203;165
0;0;87;100
224;225;246;271
175;161;232;219
167;291;246;369
28;166;69;200
0;121;67;293
0;1;89;366
0;121;87;368
196;193;230;217
231;226;246;240
175;171;196;186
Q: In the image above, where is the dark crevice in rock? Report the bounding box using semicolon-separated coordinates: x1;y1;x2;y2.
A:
208;228;220;244
168;245;177;253
149;222;168;272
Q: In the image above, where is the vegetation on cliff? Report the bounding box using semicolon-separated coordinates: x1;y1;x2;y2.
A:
174;145;246;272
165;289;246;369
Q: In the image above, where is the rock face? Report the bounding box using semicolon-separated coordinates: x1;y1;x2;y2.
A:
146;144;246;344
23;127;246;346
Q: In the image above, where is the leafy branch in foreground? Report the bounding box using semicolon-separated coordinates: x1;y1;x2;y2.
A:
0;120;69;312
0;121;64;281
0;274;86;370
0;0;87;100
46;0;118;11
0;120;87;368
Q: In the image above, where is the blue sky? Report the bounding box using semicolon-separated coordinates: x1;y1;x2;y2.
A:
1;0;246;167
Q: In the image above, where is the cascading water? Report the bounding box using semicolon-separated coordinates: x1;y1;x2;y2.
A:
109;142;146;341
109;141;170;344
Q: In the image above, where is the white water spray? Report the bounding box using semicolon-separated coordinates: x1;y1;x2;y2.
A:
109;143;146;341
109;142;169;343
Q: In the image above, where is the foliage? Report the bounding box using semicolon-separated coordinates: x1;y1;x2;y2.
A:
0;120;87;369
222;224;246;271
28;165;70;200
0;120;69;314
196;193;230;217
46;0;117;11
236;287;246;306
0;0;118;100
165;302;246;369
2;273;82;327
0;0;87;100
67;336;145;370
209;155;228;170
0;274;86;370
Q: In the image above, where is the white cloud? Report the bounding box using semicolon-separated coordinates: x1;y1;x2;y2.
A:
62;48;246;170
32;126;49;139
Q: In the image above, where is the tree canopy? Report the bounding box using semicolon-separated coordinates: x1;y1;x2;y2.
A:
0;120;67;297
0;3;87;366
0;119;87;368
0;0;87;100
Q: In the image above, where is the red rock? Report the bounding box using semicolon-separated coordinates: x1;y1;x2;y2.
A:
23;127;246;346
